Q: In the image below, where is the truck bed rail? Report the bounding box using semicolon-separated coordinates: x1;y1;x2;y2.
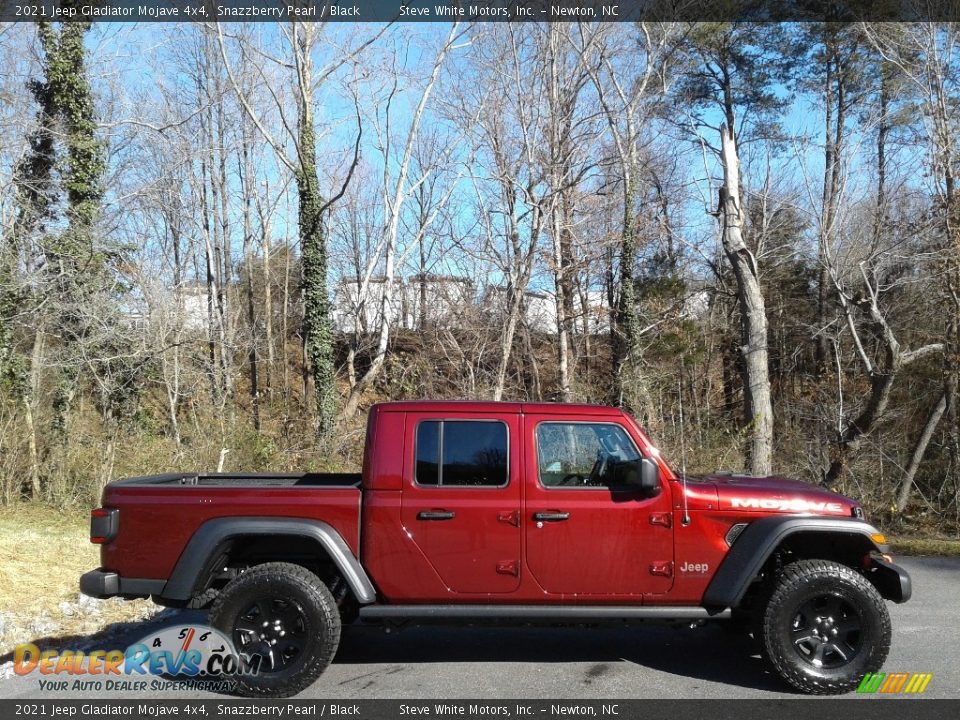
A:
110;472;362;488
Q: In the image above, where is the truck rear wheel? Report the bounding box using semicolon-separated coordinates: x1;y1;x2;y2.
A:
209;562;341;697
761;559;891;694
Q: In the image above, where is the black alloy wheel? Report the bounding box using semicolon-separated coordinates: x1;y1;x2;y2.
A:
233;596;310;673
788;593;863;669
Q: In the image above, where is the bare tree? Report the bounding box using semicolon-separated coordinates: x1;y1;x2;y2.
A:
865;22;960;494
574;23;678;409
541;24;598;401
459;25;552;401
217;21;386;434
337;22;465;422
824;256;943;487
678;23;785;476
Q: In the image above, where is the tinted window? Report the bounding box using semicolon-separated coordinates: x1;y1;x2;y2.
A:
536;423;641;489
415;420;508;487
415;421;441;485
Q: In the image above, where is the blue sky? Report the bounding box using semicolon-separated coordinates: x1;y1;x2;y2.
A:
55;20;931;298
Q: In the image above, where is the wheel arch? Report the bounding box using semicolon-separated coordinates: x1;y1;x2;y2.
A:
703;516;887;611
161;517;377;605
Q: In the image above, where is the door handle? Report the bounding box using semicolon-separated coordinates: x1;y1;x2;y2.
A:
417;510;456;521
533;511;570;522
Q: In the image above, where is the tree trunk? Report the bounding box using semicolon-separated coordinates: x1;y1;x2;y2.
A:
296;26;338;435
521;319;542;401
816;55;835;376
719;124;773;476
241;136;261;432
552;210;572;402
23;394;40;500
168;212;184;447
418;239;428;331
896;393;947;512
282;237;292;415
197;115;220;406
494;280;524;401
263;232;274;395
24;327;44;500
614;175;641;407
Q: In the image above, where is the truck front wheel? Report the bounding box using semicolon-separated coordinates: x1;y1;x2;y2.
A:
209;562;341;697
761;559;891;694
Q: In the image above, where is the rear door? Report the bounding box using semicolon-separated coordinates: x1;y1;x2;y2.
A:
400;412;522;593
523;415;675;596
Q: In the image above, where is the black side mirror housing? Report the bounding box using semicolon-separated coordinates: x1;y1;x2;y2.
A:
639;458;660;496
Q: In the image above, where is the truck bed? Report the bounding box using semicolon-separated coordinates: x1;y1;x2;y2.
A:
100;472;363;582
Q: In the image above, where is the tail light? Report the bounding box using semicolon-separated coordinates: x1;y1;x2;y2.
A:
90;507;118;544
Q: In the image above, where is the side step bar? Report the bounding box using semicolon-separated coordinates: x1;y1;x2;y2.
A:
360;605;730;621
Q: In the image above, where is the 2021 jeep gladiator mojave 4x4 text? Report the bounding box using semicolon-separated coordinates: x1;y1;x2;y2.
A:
81;401;911;697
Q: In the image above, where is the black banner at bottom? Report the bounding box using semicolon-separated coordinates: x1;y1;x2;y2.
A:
1;700;959;720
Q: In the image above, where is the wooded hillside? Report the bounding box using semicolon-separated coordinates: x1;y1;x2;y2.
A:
0;20;956;534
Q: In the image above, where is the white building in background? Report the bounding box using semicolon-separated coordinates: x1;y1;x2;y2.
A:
332;276;407;333
180;281;210;331
166;274;634;337
579;290;613;334
681;286;711;319
483;286;611;335
135;281;209;334
404;274;476;329
332;274;478;333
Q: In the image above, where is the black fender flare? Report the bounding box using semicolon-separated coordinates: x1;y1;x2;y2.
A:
161;517;377;604
702;516;889;610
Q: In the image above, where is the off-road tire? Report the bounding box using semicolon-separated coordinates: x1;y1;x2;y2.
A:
187;586;220;609
209;562;341;698
761;559;891;694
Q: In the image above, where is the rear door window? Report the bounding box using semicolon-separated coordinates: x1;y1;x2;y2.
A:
415;420;508;487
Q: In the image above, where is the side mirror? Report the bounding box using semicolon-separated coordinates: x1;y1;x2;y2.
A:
639;458;660;496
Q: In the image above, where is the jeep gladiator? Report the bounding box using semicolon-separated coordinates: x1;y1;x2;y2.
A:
81;401;911;696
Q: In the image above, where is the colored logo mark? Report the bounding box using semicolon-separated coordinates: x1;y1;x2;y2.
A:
857;672;932;694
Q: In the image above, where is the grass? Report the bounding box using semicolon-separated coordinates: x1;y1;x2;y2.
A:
0;503;156;657
889;536;960;557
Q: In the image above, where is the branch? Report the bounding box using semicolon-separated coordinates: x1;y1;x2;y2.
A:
318;101;363;217
100;107;204;133
216;25;297;174
902;343;945;365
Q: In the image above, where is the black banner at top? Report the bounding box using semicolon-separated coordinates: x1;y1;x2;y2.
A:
2;0;960;23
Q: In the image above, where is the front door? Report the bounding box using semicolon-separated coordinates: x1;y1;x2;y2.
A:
523;416;675;596
401;412;522;593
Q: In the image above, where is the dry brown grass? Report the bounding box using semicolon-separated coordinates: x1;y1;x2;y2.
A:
0;504;156;657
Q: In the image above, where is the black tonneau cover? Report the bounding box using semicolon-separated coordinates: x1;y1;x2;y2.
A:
109;472;361;488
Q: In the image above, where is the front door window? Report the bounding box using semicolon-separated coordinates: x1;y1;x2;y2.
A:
536;422;641;489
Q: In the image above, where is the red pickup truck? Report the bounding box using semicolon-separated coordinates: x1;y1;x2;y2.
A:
81;401;910;697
